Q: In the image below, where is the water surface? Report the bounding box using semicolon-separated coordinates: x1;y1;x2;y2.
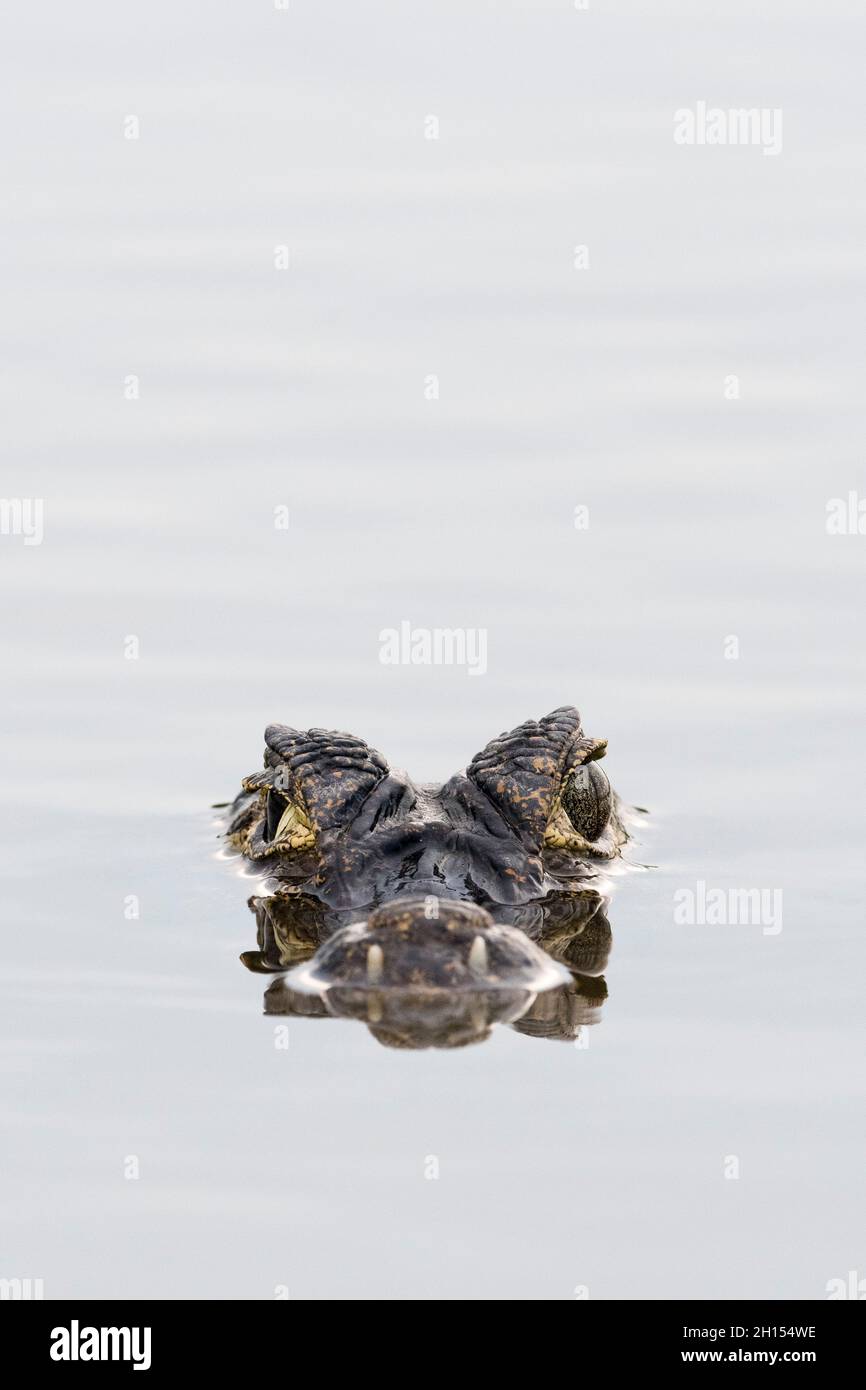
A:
1;0;864;1299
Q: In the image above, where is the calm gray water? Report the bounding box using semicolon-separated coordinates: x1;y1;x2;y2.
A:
1;1;864;1299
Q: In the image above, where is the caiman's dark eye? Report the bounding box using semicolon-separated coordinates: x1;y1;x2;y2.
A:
265;788;288;842
561;762;611;842
262;784;315;849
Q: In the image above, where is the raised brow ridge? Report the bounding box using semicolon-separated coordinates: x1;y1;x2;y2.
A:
466;706;599;845
262;724;388;831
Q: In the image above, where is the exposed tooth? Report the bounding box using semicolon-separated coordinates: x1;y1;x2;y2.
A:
468;935;488;974
366;943;384;984
367;994;384;1024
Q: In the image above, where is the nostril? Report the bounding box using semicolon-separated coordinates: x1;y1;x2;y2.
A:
368;896;495;932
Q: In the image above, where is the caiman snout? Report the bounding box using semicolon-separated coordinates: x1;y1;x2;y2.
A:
285;895;570;996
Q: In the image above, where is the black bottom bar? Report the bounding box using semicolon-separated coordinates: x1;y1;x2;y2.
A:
2;1298;863;1374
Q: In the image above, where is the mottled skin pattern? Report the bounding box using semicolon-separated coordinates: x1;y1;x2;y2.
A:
221;706;631;1049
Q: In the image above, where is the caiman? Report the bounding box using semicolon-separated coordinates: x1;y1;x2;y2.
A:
220;706;632;1049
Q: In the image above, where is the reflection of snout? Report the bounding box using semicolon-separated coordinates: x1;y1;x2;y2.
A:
262;974;535;1049
285;895;570;996
329;985;533;1050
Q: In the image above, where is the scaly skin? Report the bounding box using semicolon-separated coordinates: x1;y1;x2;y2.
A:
220;706;632;1049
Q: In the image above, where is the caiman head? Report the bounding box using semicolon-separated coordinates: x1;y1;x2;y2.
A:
221;706;630;1048
226;705;625;902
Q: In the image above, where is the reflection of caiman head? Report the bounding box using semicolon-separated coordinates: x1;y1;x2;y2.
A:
221;706;629;1049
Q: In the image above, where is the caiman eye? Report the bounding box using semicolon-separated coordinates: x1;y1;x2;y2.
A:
561;762;611;842
265;789;287;842
263;786;315;849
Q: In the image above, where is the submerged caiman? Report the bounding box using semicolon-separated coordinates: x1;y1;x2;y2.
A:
221;706;634;1049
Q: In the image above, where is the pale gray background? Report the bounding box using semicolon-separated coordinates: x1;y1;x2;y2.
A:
1;0;864;1299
